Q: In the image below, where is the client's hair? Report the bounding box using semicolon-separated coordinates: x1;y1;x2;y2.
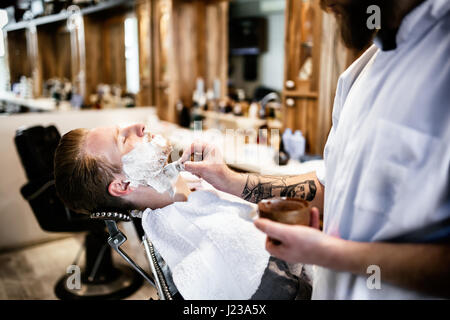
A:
54;128;134;214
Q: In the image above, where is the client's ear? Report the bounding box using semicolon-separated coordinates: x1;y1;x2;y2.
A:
108;179;133;197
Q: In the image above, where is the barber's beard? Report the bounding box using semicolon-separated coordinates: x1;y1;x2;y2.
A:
334;0;397;51
121;134;173;193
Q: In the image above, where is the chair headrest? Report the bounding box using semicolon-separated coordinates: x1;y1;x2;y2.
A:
90;211;131;222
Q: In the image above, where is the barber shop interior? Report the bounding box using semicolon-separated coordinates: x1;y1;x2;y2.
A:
0;0;448;304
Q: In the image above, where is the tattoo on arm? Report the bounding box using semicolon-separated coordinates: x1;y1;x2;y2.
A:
241;174;317;203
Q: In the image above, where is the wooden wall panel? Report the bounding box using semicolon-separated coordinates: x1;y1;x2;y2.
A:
136;0;154;106
37;23;72;82
84;16;103;97
153;0;172;121
172;1;199;106
7;30;31;84
56;31;72;80
103;16;127;89
284;0;311;90
205;1;228;99
84;12;129;97
152;0;229;122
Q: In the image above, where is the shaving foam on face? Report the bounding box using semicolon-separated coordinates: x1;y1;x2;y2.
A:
121;134;174;194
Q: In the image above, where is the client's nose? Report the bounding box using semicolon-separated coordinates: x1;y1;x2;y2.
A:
132;124;146;137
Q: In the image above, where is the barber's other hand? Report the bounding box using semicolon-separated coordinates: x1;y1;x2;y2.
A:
254;207;330;264
180;142;236;192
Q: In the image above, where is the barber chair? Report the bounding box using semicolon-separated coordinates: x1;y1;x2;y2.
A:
89;211;182;300
15;125;143;300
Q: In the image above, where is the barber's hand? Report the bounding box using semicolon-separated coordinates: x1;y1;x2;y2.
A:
180;142;236;192
254;207;329;264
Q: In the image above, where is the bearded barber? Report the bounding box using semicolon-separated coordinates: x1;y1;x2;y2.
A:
181;0;450;299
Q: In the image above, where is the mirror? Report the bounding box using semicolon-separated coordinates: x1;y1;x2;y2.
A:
228;0;285;102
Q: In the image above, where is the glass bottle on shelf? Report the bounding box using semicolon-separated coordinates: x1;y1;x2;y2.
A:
233;89;246;116
177;99;190;128
275;132;290;166
248;101;260;119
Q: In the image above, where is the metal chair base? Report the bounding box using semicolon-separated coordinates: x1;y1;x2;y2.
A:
54;265;143;300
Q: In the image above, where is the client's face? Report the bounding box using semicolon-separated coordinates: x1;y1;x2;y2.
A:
84;123;150;168
83;123;186;209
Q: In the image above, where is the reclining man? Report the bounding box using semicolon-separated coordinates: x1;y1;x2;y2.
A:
53;123;315;300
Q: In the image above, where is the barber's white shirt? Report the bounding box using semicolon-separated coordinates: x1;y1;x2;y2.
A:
313;0;450;299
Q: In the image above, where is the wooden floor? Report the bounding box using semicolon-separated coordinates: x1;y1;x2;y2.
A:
0;226;158;300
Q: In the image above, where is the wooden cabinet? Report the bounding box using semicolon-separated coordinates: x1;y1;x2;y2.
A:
3;1;135;103
3;0;227;116
282;0;352;155
137;0;229;122
283;0;322;154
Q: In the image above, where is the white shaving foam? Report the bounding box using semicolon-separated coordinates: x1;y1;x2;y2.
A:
121;134;173;193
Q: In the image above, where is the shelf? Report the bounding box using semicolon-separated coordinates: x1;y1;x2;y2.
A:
4;0;133;32
282;90;318;99
198;109;267;130
0;92;57;111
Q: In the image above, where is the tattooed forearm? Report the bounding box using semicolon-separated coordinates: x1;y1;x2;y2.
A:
241;174;317;203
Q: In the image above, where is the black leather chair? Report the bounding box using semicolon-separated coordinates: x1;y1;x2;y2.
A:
15;125;142;300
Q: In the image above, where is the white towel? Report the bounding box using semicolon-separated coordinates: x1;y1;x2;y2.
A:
141;189;270;300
